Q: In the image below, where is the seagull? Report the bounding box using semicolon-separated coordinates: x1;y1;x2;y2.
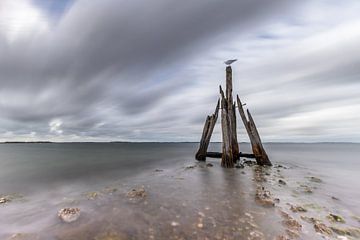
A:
224;59;237;65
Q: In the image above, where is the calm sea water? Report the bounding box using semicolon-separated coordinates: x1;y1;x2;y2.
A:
0;143;359;239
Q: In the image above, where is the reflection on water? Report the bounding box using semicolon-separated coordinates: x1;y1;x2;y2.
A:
0;143;359;239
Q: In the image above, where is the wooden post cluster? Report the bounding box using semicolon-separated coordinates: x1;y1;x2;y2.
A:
195;65;271;167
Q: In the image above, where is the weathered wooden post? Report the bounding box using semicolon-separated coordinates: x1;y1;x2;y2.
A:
225;66;240;162
220;86;234;167
237;95;272;166
195;100;220;161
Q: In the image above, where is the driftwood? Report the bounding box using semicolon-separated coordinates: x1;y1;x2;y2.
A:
236;95;271;166
206;152;255;159
247;109;271;166
220;86;234;168
195;100;220;161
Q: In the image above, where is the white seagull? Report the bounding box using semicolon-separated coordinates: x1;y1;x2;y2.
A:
224;59;237;65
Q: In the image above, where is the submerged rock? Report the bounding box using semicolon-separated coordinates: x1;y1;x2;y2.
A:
86;191;100;200
185;165;196;170
330;226;360;238
0;193;23;204
309;176;322;183
278;179;286;185
154;169;164;172
235;163;244;168
127;186;146;199
314;222;332;236
289;205;307;213
327;213;345;223
0;197;10;204
280;211;302;232
243;160;256;165
255;187;275;207
300;215;320;224
58;208;80;223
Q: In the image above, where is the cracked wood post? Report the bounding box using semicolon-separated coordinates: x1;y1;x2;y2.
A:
247;109;271;166
220;86;234;168
236;95;271;166
225;66;239;162
195;99;220;161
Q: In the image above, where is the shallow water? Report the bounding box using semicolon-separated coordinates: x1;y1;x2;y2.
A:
0;143;359;239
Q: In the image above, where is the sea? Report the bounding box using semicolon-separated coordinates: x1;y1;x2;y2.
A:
0;143;359;239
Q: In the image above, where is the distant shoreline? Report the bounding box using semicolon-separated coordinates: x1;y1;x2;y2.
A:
0;141;359;144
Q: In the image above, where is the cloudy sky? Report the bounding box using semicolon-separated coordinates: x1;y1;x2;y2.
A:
0;0;359;142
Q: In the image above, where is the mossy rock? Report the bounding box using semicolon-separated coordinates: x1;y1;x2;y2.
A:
327;214;345;223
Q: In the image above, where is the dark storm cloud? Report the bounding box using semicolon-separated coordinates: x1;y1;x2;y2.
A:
0;0;297;140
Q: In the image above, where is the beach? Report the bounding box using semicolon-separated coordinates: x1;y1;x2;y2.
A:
0;143;360;239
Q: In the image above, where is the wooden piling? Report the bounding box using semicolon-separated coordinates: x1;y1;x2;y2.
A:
247;109;271;166
225;66;239;162
220;86;234;168
195;99;220;161
236;95;271;166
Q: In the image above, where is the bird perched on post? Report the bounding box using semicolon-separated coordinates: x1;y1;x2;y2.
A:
224;59;237;66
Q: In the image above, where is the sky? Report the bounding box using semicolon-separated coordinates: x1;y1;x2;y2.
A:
0;0;360;142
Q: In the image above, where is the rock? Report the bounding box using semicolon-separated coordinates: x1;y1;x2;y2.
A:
154;169;164;172
309;176;322;183
300;215;319;224
127;186;146;199
243;160;256;165
274;164;285;169
58;208;80;223
327;213;345;223
290;205;307;213
0;197;10;204
85;191;100;199
330;226;360;238
278;179;286;185
274;198;280;203
314;222;332;236
255;187;275;207
285;229;300;238
185;165;196;170
280;211;302;232
235;163;244;168
206;163;213;167
331;196;340;200
0;193;23;204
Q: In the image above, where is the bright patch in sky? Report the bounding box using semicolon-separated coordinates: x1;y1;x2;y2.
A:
0;0;49;42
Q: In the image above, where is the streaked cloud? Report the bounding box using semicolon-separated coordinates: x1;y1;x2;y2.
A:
0;0;359;142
